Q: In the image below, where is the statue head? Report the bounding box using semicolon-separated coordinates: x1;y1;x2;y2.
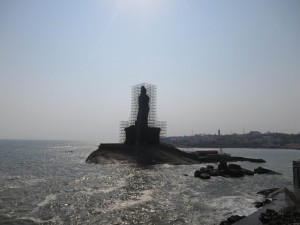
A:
141;86;146;95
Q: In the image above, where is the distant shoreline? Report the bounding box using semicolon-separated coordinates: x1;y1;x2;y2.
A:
173;144;300;150
163;132;300;150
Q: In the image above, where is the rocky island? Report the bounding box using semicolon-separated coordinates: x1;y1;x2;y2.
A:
86;83;265;165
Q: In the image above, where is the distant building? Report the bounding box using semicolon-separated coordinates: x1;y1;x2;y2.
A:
249;131;262;138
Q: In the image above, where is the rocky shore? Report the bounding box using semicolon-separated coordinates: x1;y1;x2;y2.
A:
259;207;300;225
223;187;300;225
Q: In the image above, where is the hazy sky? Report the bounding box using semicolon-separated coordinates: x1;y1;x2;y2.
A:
1;0;299;142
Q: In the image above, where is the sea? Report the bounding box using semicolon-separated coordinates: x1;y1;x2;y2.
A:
0;140;299;225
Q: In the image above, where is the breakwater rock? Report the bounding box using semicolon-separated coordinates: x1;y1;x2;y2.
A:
254;167;282;175
194;162;254;179
254;188;279;208
259;207;300;224
194;162;281;179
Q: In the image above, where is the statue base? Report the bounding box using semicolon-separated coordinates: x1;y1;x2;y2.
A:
124;125;161;145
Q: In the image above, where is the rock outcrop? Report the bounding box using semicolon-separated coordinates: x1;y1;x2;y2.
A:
194;162;282;180
194;161;254;179
254;167;282;175
219;215;245;225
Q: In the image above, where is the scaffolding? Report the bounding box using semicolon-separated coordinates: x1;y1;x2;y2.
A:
120;83;167;143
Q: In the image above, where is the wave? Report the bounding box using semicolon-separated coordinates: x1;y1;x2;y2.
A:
19;216;63;224
93;190;153;213
37;194;57;207
208;195;259;216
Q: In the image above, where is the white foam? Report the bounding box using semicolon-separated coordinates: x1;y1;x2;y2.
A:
19;216;63;224
94;190;153;213
79;186;118;195
7;185;20;189
24;178;45;186
37;194;57;207
208;195;258;216
80;174;134;195
6;175;21;180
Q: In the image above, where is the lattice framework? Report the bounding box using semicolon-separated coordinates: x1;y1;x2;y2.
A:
120;83;166;143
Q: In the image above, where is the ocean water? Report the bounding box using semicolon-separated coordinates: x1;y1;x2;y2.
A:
0;140;299;225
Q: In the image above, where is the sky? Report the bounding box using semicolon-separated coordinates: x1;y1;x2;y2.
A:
0;0;299;142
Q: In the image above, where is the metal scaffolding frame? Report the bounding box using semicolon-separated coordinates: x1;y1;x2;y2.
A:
120;83;166;143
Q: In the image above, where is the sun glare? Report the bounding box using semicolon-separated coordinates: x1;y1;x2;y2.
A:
123;0;163;17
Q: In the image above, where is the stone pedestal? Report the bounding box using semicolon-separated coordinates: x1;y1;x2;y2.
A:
125;125;160;145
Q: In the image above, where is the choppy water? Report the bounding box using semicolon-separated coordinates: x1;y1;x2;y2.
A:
0;140;299;225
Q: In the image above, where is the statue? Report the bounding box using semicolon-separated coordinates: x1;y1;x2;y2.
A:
124;86;160;145
136;86;149;129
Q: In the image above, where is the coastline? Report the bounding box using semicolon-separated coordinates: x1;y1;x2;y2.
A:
173;144;300;150
234;186;300;225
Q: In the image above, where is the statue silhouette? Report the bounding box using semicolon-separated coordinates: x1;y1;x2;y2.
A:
124;86;160;145
136;86;149;129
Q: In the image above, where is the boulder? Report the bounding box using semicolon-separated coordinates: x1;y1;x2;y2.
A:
194;170;211;179
228;169;244;178
194;170;202;178
209;169;221;176
198;173;211;179
218;160;228;171
257;188;279;197
206;165;214;170
254;199;271;208
259;209;278;223
228;164;241;170
194;163;258;180
254;167;281;175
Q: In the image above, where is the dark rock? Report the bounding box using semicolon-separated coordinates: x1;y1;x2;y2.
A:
257;188;279;197
194;163;258;180
206;165;214;170
266;209;277;216
228;164;241;170
221;174;230;178
259;209;278;223
194;170;202;178
259;207;300;225
228;169;244;178
198;173;211;179
254;199;272;208
254;201;264;208
200;167;207;172
183;174;188;176
241;168;254;176
218;160;228;171
254;167;282;175
264;199;271;204
219;215;245;225
209;169;221;176
194;170;211;179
